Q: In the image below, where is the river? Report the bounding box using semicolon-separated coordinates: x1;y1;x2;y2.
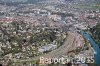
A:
81;31;100;66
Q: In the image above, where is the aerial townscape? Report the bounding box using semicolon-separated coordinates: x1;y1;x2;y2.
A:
0;0;100;66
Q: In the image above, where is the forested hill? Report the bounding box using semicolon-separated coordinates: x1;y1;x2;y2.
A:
90;24;100;46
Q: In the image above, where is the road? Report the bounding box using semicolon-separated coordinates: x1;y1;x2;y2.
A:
13;32;77;62
43;31;76;58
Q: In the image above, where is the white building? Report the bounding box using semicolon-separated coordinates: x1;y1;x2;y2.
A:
38;44;57;53
49;14;61;21
74;24;87;30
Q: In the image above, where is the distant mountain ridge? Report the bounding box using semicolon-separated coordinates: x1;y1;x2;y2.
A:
0;0;27;3
0;0;99;4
